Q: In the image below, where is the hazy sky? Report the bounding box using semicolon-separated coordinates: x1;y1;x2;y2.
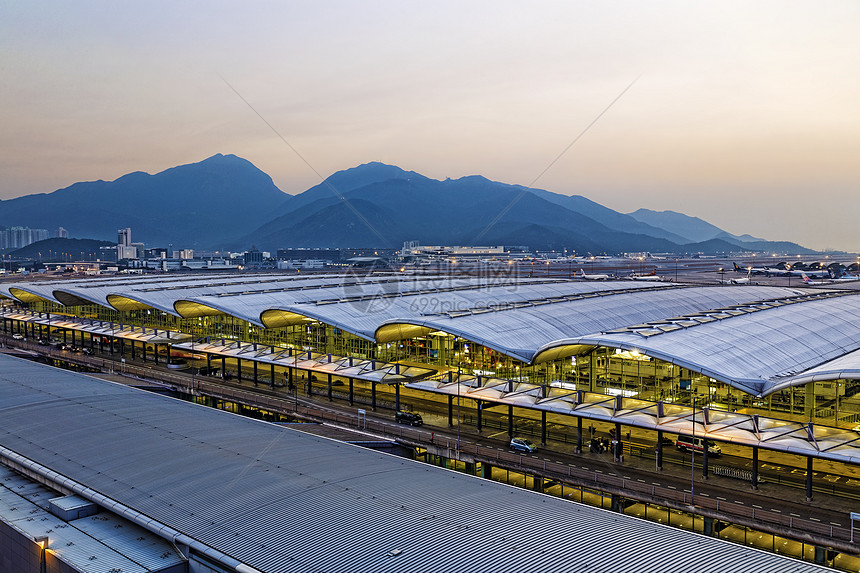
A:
2;1;859;252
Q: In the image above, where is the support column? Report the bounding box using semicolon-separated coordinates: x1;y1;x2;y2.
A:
270;363;275;388
130;339;135;360
288;367;294;391
328;374;333;401
236;358;242;381
154;344;158;365
142;341;147;362
349;379;354;406
448;395;454;427
221;356;226;379
507;405;514;438
253;360;258;385
806;456;814;501
656;430;664;470
306;371;312;396
371;381;377;410
588;352;597;392
206;353;211;372
394;383;400;410
703;516;714;536
576;416;583;454
476;401;483;432
614;422;622;462
702;442;709;479
752;446;759;489
540;411;547;446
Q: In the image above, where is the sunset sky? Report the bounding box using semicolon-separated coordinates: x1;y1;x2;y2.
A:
2;1;859;252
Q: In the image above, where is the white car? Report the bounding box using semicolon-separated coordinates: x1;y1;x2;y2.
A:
509;437;538;453
11;333;25;340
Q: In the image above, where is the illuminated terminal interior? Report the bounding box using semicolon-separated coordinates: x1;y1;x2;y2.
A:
3;272;860;429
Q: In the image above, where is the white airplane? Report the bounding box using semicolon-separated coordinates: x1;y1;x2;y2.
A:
579;269;610;280
801;272;826;285
720;269;753;284
628;269;662;281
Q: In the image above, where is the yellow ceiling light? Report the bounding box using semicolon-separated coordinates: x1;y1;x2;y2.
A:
375;323;434;343
173;300;226;318
8;288;50;303
107;294;154;311
260;309;314;328
532;344;597;364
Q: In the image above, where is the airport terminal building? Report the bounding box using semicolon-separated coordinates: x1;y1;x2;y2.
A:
2;271;860;570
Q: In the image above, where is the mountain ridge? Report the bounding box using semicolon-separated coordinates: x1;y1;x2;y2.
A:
1;155;815;255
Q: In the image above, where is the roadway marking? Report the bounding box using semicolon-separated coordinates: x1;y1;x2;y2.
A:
790;513;801;517
770;509;781;513
651;482;661;486
667;485;676;489
717;497;727;501
636;479;646;483
831;522;842;526
734;500;745;505
752;504;762;509
699;492;709;497
810;517;821;522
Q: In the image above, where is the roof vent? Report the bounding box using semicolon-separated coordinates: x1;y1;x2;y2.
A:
48;495;98;521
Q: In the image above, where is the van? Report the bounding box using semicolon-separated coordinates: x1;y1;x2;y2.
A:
676;435;721;456
395;410;423;426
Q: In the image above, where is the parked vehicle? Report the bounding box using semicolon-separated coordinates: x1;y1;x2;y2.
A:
395;410;423;426
676;435;721;456
11;333;24;340
509;437;538;453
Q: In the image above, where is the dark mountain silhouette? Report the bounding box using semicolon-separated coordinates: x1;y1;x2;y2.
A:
1;156;814;255
235;170;696;253
0;154;289;248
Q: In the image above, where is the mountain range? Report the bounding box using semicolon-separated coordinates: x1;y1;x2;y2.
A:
0;154;814;255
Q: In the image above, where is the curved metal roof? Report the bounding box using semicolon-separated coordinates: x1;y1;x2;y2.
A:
5;273;860;397
547;291;860;396
0;355;833;573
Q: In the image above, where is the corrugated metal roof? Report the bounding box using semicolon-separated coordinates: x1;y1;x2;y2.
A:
0;355;831;573
0;465;185;572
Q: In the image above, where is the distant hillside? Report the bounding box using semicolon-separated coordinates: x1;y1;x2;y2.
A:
7;238;114;261
1;156;816;255
0;154;290;248
233;169;688;253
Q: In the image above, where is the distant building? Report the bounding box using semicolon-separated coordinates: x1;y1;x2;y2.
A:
55;226;69;239
0;226;49;250
116;227;140;260
244;247;264;266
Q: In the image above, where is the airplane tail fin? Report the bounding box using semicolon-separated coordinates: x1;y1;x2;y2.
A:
732;262;741;272
801;272;811;283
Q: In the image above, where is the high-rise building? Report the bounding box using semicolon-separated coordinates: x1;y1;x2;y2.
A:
116;227;140;260
56;227;69;239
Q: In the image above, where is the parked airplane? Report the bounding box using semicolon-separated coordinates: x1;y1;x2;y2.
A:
579;269;610;280
628;269;662;281
732;262;788;277
720;269;753;284
801;272;826;285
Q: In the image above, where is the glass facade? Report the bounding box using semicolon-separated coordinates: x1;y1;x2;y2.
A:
6;298;860;429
